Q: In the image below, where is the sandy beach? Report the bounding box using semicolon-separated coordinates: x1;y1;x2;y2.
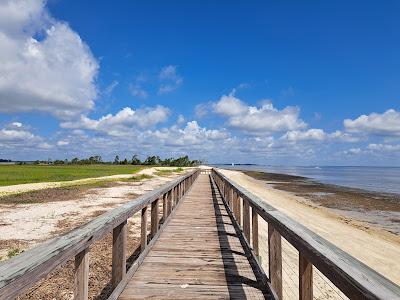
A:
219;168;400;299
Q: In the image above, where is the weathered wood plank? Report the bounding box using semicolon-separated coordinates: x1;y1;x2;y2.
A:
74;247;89;300
118;174;268;300
243;199;250;242
112;221;127;288
252;208;259;257
141;206;148;251
299;252;313;300
268;223;282;300
150;198;159;237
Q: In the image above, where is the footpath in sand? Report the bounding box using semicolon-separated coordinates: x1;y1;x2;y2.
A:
0;167;189;259
219;169;400;300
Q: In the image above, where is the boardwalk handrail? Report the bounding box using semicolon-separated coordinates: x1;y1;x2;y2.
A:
212;168;400;300
0;169;200;299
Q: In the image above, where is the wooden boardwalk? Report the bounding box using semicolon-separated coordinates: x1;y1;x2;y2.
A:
119;174;269;299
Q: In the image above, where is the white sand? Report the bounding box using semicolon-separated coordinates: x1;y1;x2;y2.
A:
219;168;400;294
0;167;187;259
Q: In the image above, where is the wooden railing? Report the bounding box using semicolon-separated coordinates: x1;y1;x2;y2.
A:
211;168;400;300
0;169;200;300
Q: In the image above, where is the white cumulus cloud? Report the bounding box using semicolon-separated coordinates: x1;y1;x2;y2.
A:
60;106;170;136
213;92;306;133
0;0;99;119
344;109;400;137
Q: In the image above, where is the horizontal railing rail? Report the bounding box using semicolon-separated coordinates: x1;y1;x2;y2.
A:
212;168;400;300
0;169;200;300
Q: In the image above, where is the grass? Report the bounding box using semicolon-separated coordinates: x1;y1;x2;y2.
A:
155;167;184;176
127;174;153;181
7;248;21;259
0;165;146;186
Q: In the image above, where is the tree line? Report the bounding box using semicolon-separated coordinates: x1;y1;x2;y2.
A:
33;155;202;167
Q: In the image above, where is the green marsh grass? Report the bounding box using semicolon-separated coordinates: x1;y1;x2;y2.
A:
0;165;145;186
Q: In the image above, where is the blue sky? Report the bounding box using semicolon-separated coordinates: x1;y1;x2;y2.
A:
0;0;400;165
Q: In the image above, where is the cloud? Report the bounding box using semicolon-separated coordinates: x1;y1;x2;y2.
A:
129;83;148;99
104;80;119;96
129;74;148;99
0;122;51;151
194;103;210;118
281;129;359;143
150;121;229;147
367;143;400;152
212;91;306;133
60;105;170;136
344;109;400;137
281;129;326;141
0;0;98;119
57;140;69;146
157;65;183;95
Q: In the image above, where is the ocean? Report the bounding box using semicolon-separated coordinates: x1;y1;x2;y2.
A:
214;165;400;195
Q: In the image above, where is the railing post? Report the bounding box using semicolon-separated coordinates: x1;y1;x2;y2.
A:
167;190;172;215
299;253;313;300
234;192;240;221
238;196;243;227
151;198;160;237
112;220;127;288
252;207;259;257
243;199;250;241
268;223;282;300
162;193;167;221
74;247;89;300
141;206;148;251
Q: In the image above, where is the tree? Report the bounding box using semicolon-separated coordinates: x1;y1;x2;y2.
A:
131;155;141;165
114;155;120;165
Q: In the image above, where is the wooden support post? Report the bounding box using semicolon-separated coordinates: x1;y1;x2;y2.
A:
299;253;313;300
268;223;282;300
151;198;159;237
112;220;127;288
141;206;148;251
229;187;233;208
162;193;167;221
74;247;89;300
243;199;250;241
252;207;259;257
167;190;172;215
238;197;243;227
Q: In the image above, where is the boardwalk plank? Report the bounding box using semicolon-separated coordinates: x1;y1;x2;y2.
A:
118;174;268;299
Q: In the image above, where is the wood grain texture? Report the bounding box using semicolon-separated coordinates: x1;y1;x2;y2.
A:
243;199;250;242
162;193;167;221
150;198;159;237
299;253;313;300
212;169;400;300
112;221;127;288
140;206;148;251
268;223;282;300
252;208;259;257
118;174;268;300
74;248;89;300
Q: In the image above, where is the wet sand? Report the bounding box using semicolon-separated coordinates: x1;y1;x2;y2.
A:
219;168;400;291
243;170;400;234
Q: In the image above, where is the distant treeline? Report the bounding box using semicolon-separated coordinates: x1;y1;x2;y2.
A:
32;155;202;167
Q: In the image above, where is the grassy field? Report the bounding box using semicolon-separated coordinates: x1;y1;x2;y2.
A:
0;165;145;186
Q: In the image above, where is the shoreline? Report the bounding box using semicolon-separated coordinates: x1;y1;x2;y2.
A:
241;170;400;235
219;168;400;286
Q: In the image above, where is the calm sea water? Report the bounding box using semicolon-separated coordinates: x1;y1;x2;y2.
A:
214;165;400;195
